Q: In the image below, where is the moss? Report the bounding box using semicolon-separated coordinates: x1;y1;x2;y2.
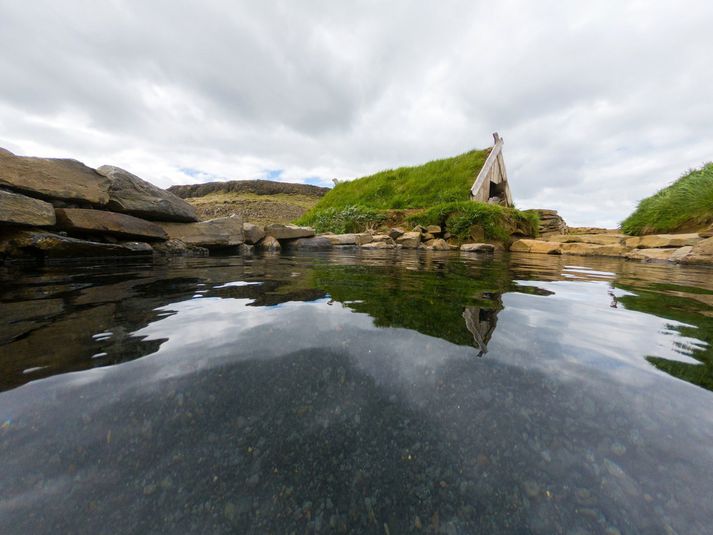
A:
621;163;713;235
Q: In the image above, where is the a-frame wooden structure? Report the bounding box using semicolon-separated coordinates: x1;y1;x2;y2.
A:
470;132;513;207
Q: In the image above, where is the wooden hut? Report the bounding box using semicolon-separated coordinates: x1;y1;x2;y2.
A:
470;132;513;206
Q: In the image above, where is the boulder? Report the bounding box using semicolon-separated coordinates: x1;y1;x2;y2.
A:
397;231;421;249
285;236;332;250
388;227;405;240
460;243;495;253
264;224;315;240
0;229;153;258
151;239;209;257
55;208;167;241
412;225;427;233
624;233;702;249
158;214;244;248
560;243;629;257
510;239;562;255
426;225;442;235
677;237;713;265
371;234;394;243
421;233;436;241
0;189;56;227
361;241;395;249
0;147;110;205
96;165;198;222
428;238;450;250
257;235;281;251
243;223;266;245
327;233;373;246
626;248;677;262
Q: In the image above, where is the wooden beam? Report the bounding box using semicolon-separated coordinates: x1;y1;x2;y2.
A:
470;132;503;199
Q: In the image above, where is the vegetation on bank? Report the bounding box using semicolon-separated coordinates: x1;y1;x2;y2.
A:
621;163;713;235
296;149;537;240
407;202;539;242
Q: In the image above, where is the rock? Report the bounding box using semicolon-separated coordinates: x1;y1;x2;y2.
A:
412;225;426;233
624;233;702;249
670;246;693;262
426;225;441;235
460;243;495;253
285;236;332;250
371;234;394;243
327;233;373;246
257;235;281;251
0;189;56;227
96;165;198;222
55;208;168;241
0;147;110;205
677;237;713;265
397;232;421;249
421;233;435;241
531;209;567;236
151;239;209;257
700;225;713;238
568;227;616;235
388;228;405;240
428;238;449;250
468;225;485;242
1;229;154;258
360;241;395;249
626;248;677;262
264;224;315;240
158;214;244;248
549;234;626;245
243;223;266;245
510;239;562;254
560;243;629;257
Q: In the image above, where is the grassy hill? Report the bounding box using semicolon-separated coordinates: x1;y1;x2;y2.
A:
621;163;713;235
295;149;538;240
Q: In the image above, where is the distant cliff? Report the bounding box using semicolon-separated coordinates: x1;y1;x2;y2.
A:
168;179;329;199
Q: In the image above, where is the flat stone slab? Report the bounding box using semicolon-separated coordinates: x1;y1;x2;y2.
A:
0;148;110;205
460;243;495;253
625;233;702;249
1;230;153;258
55;208;168;241
510;239;562;255
264;224;315;240
285;236;332;250
626;248;677;262
548;234;626;245
0;189;56;227
560;243;629;257
360;241;395;249
96;165;198;223
327;233;372;246
159;215;244;247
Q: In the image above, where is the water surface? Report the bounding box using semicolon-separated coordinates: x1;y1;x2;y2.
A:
1;251;713;534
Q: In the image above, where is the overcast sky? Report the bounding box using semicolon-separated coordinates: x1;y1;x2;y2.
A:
1;1;711;227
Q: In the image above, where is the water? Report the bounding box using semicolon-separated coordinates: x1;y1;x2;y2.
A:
1;251;713;534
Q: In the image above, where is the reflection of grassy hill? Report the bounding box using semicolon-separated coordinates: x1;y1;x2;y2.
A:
617;283;713;391
296;149;537;239
310;260;510;347
621;163;713;235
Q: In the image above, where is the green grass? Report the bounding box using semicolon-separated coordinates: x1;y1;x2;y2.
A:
299;149;489;213
407;202;538;242
621;163;713;235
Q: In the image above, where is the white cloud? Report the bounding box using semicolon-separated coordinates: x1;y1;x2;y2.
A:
0;0;711;226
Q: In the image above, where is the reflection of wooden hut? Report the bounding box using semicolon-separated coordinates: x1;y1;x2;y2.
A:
462;300;501;356
470;132;513;206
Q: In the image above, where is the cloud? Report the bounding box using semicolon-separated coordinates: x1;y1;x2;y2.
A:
0;0;711;226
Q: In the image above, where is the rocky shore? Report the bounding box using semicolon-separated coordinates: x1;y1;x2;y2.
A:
511;228;713;265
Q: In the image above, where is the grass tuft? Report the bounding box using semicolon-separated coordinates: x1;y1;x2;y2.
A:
621;163;713;235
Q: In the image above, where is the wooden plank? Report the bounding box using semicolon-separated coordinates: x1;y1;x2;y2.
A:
470;135;503;198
